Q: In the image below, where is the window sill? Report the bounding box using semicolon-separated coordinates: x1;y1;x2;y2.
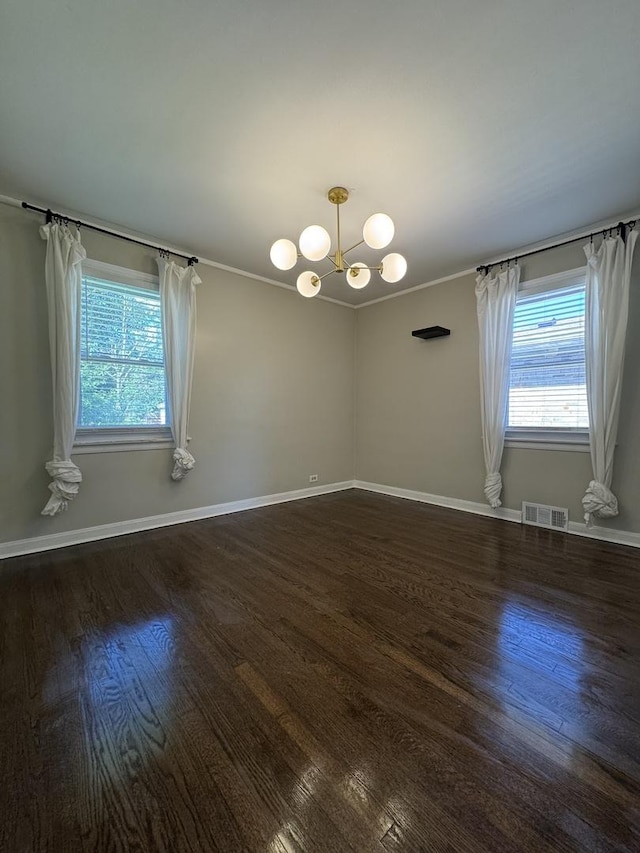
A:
73;427;174;455
505;430;590;452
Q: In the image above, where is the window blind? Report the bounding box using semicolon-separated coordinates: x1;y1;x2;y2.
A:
79;277;168;427
508;285;588;430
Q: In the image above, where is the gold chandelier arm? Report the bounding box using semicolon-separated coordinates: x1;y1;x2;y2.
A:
344;263;383;272
342;238;365;256
315;267;338;283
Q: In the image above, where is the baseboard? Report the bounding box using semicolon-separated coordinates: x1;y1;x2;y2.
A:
4;478;639;560
0;481;355;560
354;480;640;549
566;520;640;548
354;480;521;523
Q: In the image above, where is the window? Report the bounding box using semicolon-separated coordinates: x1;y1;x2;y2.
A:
74;260;172;451
507;269;589;448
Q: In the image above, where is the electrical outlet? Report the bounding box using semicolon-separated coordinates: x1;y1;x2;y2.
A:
309;474;318;483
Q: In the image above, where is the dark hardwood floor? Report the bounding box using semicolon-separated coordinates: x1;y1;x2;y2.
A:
1;490;639;852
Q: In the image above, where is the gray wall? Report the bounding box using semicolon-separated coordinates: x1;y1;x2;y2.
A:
0;204;355;543
3;198;639;546
355;241;640;533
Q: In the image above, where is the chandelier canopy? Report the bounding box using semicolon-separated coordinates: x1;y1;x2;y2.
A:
270;187;407;298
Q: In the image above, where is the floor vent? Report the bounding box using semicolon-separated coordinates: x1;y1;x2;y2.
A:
522;501;569;531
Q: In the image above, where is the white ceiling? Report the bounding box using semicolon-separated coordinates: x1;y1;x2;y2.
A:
1;0;640;305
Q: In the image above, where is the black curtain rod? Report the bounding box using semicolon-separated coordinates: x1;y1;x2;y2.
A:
21;201;199;265
476;217;637;274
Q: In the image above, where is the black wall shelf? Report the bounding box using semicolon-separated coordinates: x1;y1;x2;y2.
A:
411;326;450;340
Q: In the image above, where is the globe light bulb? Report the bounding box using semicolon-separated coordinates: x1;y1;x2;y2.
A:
296;270;321;297
299;225;331;261
363;213;394;249
380;253;407;283
270;238;297;270
346;262;371;289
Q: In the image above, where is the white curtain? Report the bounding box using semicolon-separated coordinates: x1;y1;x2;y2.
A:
157;257;200;481
475;265;519;507
582;227;638;526
40;221;86;516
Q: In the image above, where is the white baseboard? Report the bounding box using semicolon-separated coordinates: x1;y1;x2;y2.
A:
354;480;521;523
4;478;639;561
566;520;640;548
0;481;354;560
355;480;640;549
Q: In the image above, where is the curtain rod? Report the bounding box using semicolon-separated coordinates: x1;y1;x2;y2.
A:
21;201;199;265
476;217;637;274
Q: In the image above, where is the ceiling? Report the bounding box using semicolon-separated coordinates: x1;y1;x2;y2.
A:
1;1;640;305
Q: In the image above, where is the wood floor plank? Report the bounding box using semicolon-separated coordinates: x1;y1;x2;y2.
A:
1;490;639;851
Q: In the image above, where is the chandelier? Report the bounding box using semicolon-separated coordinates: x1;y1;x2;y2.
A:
269;186;407;297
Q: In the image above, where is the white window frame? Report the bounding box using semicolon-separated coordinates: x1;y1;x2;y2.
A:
505;267;590;452
74;259;173;454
